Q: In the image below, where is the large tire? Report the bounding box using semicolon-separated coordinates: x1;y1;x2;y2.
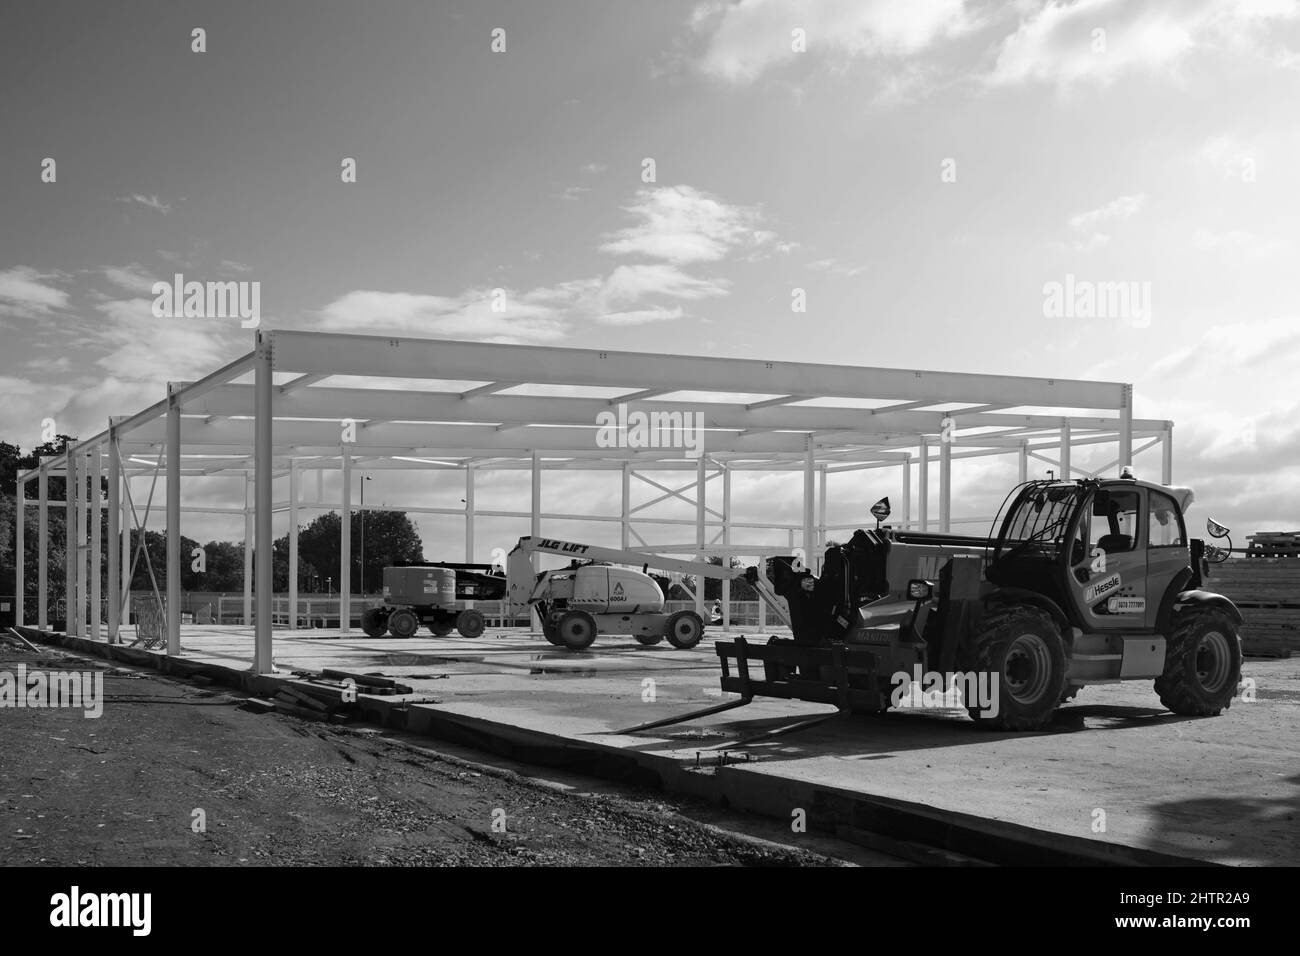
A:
1155;607;1242;716
635;633;664;646
967;606;1067;731
387;608;419;639
665;610;705;650
361;607;389;638
428;621;455;637
556;610;598;650
541;621;563;646
456;608;486;639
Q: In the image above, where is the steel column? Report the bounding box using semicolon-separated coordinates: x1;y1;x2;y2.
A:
14;476;24;627
1162;424;1173;485
253;334;274;673
531;451;541;537
918;438;929;532
108;424;120;642
465;466;475;562
38;464;47;628
695;454;706;617
939;437;951;533
91;445;102;641
243;474;253;626
289;459;299;629
1118;384;1133;476
1060;419;1071;480
65;451;77;635
900;453;911;529
340;447;352;633
166;392;182;653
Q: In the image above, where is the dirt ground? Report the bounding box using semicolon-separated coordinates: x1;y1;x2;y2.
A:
0;643;888;867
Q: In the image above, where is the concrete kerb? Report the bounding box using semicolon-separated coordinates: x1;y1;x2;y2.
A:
12;626;1222;867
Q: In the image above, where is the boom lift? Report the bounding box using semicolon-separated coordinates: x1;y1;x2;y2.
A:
506;536;791;650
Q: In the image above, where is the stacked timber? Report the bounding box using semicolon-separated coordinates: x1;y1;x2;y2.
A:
1245;532;1300;559
1202;559;1300;657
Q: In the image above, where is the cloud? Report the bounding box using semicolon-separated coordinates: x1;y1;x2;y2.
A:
91;297;237;381
580;162;608;174
690;0;972;84
557;185;591;201
1189;226;1294;257
600;185;769;264
807;257;867;277
221;259;253;273
603;262;730;302
116;193;172;214
317;183;777;341
102;264;158;295
595;306;686;326
0;266;68;318
1068;193;1146;231
987;0;1300;87
316;289;570;344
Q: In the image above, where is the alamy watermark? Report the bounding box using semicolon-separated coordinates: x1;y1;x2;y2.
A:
1042;274;1151;328
595;403;704;457
152;272;260;328
0;665;104;718
890;664;1000;717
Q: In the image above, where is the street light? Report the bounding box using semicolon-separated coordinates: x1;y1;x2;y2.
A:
360;475;373;595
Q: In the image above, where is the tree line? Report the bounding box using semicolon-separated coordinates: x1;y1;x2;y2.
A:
0;438;424;599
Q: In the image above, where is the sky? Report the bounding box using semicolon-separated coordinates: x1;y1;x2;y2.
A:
1;0;1298;558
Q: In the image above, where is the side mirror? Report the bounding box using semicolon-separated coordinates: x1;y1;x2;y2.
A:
1206;518;1231;539
907;579;935;600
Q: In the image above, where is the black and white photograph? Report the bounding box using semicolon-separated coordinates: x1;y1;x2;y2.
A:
0;0;1293;932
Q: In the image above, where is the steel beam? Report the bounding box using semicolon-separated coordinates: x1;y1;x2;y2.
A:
267;331;1126;408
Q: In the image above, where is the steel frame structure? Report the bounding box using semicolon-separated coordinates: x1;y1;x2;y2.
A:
13;330;1170;675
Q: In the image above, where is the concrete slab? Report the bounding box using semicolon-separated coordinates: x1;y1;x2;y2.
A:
35;623;1300;865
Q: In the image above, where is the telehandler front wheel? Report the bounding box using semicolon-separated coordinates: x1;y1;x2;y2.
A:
968;606;1066;731
1155;608;1242;716
665;611;705;649
635;634;664;646
556;610;598;650
428;621;455;637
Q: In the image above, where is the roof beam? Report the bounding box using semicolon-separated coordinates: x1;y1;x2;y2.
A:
267;331;1126;408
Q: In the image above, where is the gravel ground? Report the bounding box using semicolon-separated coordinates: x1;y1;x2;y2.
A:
0;643;871;867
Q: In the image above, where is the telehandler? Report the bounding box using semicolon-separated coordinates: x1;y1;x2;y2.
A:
621;473;1243;736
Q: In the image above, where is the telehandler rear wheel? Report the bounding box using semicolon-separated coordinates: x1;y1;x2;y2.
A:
665;611;705;650
635;634;664;646
428;621;455;637
1155;607;1242;716
556;610;598;650
967;606;1066;731
541;621;563;645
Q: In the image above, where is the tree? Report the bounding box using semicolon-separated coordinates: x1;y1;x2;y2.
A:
297;510;423;593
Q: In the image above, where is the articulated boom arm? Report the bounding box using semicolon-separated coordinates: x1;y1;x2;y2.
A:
511;536;752;579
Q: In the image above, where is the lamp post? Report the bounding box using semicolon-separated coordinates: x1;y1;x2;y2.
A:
359;475;372;595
